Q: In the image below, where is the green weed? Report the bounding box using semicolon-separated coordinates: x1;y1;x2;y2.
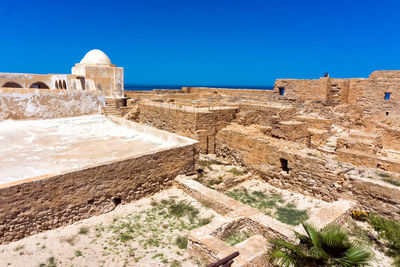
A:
224;231;251;246
369;214;400;266
276;205;309;226
175;236;188;249
383;178;400;187
74;250;82;257
78;226;89;235
198;159;224;169
227;168;246;176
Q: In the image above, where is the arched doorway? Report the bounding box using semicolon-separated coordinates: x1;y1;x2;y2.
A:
62;80;67;89
2;81;23;88
29;82;49;89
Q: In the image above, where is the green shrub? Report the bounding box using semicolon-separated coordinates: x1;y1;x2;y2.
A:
175;236;188;249
369;214;400;266
78;226;89;235
74;250;82;257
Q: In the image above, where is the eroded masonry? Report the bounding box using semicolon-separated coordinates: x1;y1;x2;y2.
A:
0;51;399;266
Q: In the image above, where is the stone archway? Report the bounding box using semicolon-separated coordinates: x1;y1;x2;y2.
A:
2;81;23;88
29;82;49;89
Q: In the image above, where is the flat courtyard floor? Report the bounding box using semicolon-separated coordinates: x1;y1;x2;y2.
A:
0;115;170;185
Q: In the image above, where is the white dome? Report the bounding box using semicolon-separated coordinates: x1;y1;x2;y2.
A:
80;49;111;65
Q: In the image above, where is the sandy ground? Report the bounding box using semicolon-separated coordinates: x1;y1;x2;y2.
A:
0;187;220;267
0;115;170;184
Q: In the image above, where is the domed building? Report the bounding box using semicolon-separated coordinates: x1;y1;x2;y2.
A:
80;49;112;66
0;49;125;100
72;49;125;98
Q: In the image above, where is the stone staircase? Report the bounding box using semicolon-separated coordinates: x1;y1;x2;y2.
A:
101;98;125;117
317;135;338;154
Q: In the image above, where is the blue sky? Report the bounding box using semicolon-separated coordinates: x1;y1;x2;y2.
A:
1;0;399;86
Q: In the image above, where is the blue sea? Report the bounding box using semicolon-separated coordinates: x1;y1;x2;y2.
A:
124;84;273;91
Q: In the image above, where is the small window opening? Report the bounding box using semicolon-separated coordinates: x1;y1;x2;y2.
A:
112;197;121;206
384;92;391;100
280;158;289;173
279;87;285;96
386;112;389;116
87;199;94;205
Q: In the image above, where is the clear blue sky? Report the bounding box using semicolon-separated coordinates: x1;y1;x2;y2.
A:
1;0;399;86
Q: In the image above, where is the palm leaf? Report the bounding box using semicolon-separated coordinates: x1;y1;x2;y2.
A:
334;244;372;267
320;224;351;257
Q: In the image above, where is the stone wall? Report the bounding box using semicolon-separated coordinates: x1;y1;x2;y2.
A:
350;71;400;125
0;88;105;121
215;125;400;221
0;142;197;244
132;102;238;153
274;79;325;101
181;87;274;96
235;103;297;127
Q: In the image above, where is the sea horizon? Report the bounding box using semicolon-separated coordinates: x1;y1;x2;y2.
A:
124;84;274;91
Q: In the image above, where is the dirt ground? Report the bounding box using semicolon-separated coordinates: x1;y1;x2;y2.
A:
0;188;220;267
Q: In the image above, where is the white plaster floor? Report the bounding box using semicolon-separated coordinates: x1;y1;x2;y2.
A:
0;115;170;185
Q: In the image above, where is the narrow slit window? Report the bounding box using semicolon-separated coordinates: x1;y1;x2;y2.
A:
280;158;289;173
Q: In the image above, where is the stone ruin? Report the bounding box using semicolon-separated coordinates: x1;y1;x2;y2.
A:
119;72;400;265
1;58;400;265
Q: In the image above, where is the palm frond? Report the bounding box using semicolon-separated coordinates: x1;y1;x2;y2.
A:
320;224;351;257
334;245;372;267
270;238;306;256
269;248;301;267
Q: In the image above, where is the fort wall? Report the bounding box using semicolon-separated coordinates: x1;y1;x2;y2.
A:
0;88;105;121
0;137;197;244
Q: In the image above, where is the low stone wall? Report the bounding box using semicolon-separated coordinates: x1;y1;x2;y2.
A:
0;88;104;121
0;140;197;244
337;149;400;173
215;126;400;221
131;102;238;153
181;87;274;96
175;176;352;266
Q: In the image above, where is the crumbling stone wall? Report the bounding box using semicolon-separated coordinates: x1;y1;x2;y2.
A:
0;144;196;244
0;88;104;121
350;71;400;125
215;126;400;221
